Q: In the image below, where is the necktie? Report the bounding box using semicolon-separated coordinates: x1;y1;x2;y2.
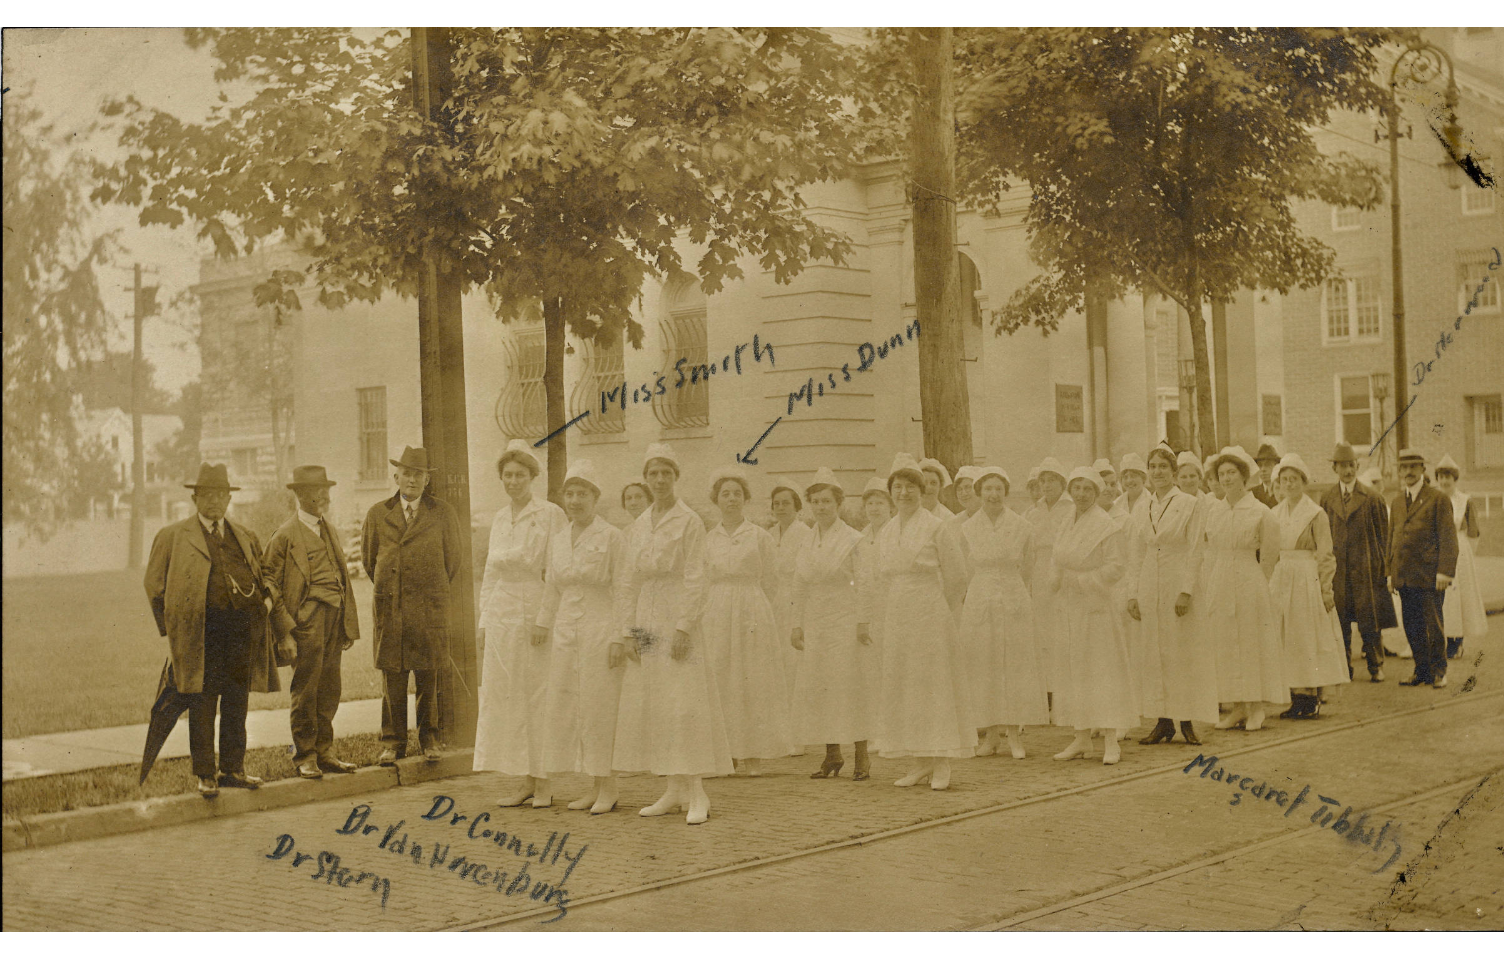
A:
405;503;415;526
214;520;224;541
1342;487;1350;503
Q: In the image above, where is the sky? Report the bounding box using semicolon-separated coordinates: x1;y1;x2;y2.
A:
6;28;236;396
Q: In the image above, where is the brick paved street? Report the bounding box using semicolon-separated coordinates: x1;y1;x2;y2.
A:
4;619;1501;931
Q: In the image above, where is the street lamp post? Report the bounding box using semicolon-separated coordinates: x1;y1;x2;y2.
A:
1383;39;1463;452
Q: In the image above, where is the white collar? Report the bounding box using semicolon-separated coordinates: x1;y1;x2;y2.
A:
1404;480;1424;499
296;507;324;532
198;513;223;535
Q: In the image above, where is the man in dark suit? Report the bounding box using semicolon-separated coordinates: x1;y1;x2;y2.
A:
265;465;361;779
145;463;288;797
1250;443;1281;508
1320;443;1397;682
1387;448;1459;689
362;446;463;766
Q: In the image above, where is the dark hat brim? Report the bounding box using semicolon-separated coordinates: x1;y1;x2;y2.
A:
286;480;337;489
389;459;433;472
184;483;241;492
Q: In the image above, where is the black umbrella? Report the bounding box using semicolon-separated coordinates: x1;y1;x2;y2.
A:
140;660;195;784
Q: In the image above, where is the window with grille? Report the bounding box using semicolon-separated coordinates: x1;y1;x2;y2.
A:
357;386;387;480
1458;251;1501;313
1323;275;1381;343
573;331;626;435
1339;375;1373;447
653;281;710;430
1462;188;1496;216
496;325;547;440
1483;397;1503;434
1332;206;1362;231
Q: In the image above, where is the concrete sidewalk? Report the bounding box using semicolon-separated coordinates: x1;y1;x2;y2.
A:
1;695;411;782
4;558;1500;785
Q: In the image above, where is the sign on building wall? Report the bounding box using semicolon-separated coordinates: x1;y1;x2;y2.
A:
1262;394;1283;436
1055;384;1084;433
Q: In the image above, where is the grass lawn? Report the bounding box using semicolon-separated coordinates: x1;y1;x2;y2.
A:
2;570;387;739
0;731;429;819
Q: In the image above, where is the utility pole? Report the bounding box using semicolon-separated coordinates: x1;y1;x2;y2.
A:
412;26;478;748
908;27;974;472
128;263;147;569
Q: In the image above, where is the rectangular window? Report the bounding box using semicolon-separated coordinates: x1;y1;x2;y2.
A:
1458;251;1501;313
357;386;387;480
1484;397;1504;434
1354;276;1381;338
1325;278;1350;339
1339;375;1373;447
1262;394;1283;436
1462;188;1496;216
1332;206;1362;231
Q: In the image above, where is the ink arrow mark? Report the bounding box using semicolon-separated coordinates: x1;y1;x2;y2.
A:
736;417;782;465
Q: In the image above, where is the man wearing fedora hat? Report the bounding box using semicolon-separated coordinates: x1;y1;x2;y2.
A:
1387;448;1459;689
144;463;287;797
265;465;362;778
1320;443;1397;682
362;446;463;764
1250;444;1280;508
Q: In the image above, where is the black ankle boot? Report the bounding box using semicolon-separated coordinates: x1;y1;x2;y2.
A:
1279;694;1307;719
1139;717;1175;745
1446;637;1463;660
1179;721;1201;745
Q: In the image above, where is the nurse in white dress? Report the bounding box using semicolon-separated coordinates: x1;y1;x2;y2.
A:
1050;467;1138;766
475;439;568;807
533;459;631;814
877;453;975;790
791;468;878;781
611;443;733;825
700;466;791;774
1268;454;1352;719
1434;455;1488;660
769;481;812;718
1128;445;1217;746
855;476;893;689
959;467;1049;759
1201;448;1289;732
920;458;956;518
1023;457;1073;707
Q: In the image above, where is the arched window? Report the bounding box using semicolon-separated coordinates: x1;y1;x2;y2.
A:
495;308;547;440
572;329;626;435
653;278;710;430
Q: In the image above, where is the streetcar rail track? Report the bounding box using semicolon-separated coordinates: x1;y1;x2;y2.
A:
444;687;1502;930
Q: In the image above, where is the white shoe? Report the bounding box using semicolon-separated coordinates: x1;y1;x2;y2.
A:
590;777;619;815
745;758;762;778
567;792;596;811
1215;705;1248;730
895;761;934;787
1245;706;1266;732
930;759;952;790
686;778;710;825
1006;729;1026;760
1102;735;1121;766
531;784;553;808
497;777;535;807
1054;732;1092;761
639;777;684;817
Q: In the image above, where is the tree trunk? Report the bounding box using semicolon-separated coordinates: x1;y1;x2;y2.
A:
908;27;974;472
1184;267;1217;458
128;263;145;569
542;295;567;505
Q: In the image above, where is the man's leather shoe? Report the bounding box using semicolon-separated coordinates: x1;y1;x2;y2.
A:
219;771;262;789
198;777;220;798
1432;675;1448;689
1398;675;1428;687
424;746;442;763
1371;668;1385;682
318;757;358;774
378;749;400;767
297;762;324;780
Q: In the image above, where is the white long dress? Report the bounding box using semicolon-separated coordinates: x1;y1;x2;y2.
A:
1199;495;1289;706
1129;487;1218;725
791;519;880;744
771;519;812;701
854;520;888;747
1050;505;1139;731
877;508;976;758
536;516;631;778
701;520;791;759
1110;492;1147;715
473;496;567;777
959;507;1050;728
612;499;735;777
1024;495;1075;697
1443;492;1489;643
1269;497;1353;689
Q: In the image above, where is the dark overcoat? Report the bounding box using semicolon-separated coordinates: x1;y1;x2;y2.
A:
264;515;361;646
361;492;462;672
1319;483;1398;631
1387;485;1460;588
143;514;283;695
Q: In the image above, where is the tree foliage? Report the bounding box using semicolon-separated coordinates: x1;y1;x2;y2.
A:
954;27;1397;452
3;90;117;536
94;28;859;493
